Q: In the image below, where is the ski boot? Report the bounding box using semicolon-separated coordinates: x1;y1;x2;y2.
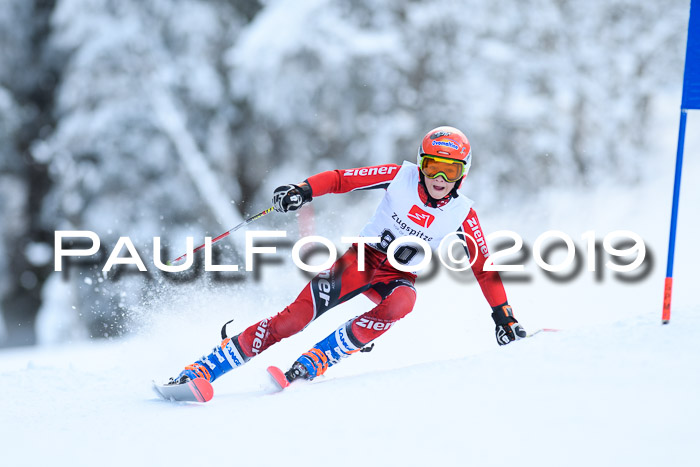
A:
169;335;249;385
284;321;373;384
168;366;212;386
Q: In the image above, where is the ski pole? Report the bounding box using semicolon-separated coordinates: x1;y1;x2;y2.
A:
526;328;559;338
167;206;275;265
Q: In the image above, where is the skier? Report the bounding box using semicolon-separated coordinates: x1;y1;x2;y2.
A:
169;126;526;387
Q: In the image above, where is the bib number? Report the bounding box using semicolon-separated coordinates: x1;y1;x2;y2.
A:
376;229;419;265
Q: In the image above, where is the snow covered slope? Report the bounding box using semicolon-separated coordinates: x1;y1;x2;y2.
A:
1;307;698;467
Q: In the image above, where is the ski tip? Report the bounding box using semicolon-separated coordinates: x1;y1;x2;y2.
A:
152;380;167;400
188;378;214;402
267;366;290;390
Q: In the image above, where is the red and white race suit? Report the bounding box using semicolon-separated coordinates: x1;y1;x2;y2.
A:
235;162;508;356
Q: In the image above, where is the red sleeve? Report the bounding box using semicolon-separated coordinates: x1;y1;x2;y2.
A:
305;164;402;196
461;208;508;308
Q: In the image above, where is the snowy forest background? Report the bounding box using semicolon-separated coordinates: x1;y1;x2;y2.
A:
0;0;692;347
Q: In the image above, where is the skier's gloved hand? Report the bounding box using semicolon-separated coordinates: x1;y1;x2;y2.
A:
491;304;526;346
272;183;313;213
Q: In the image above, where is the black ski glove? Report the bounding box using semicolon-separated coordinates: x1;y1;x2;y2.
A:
272;183;313;213
491;304;527;346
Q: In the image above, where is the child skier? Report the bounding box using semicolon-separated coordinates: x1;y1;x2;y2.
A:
169;126;526;387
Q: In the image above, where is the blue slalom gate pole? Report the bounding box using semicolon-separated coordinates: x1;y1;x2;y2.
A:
662;110;687;324
663;0;700;324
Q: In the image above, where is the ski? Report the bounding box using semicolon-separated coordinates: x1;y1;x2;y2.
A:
267;366;290;390
153;377;214;403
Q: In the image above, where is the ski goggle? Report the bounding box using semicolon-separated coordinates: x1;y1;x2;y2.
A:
419;154;466;183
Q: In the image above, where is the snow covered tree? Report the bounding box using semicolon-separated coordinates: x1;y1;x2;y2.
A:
227;0;687;205
0;0;690;345
0;0;58;346
32;0;258;339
